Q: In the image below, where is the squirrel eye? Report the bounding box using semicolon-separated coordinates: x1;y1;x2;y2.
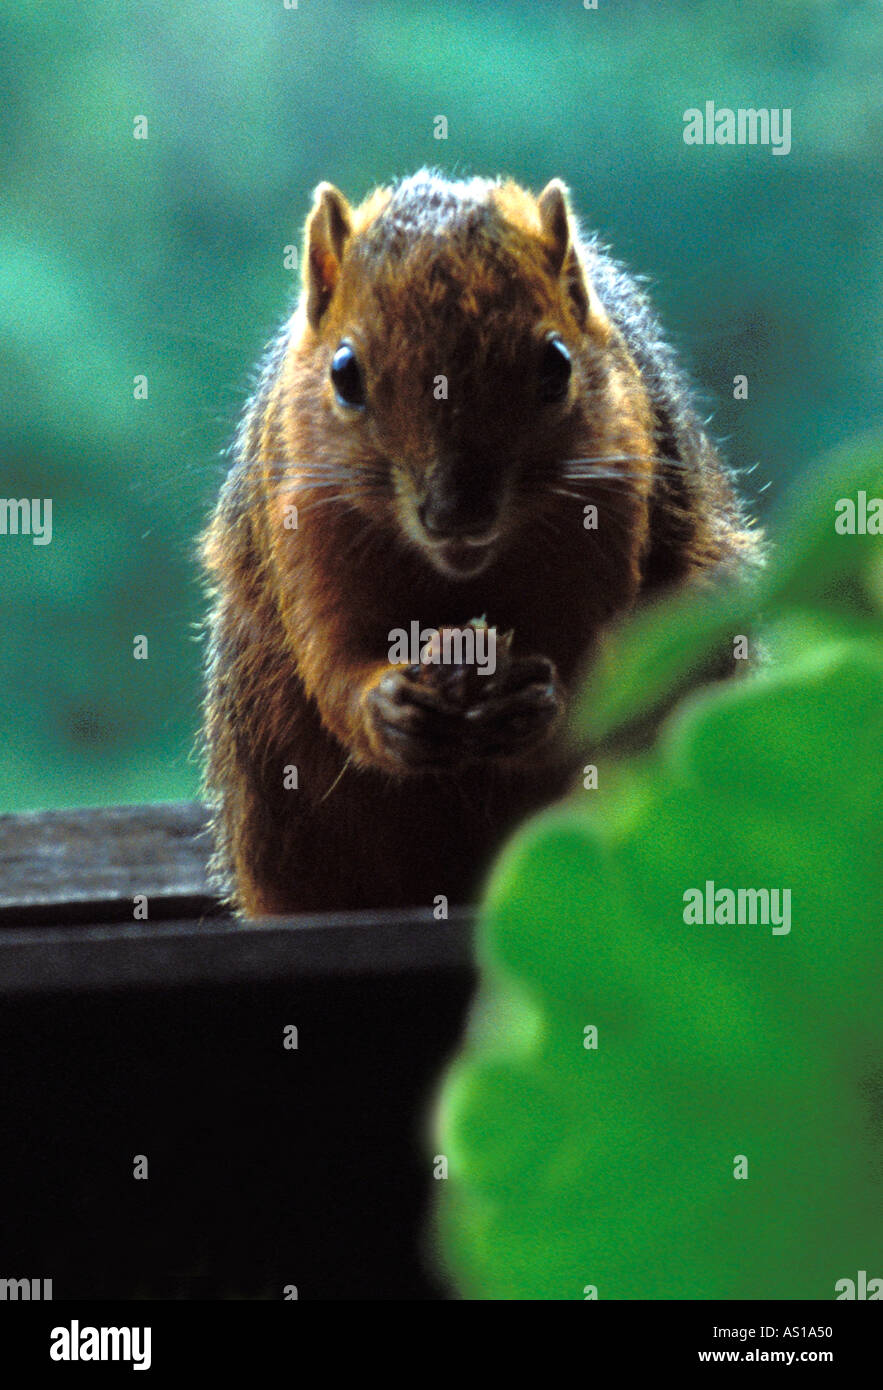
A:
331;342;365;409
539;335;572;403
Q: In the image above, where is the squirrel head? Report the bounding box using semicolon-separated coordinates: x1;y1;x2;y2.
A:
285;170;648;581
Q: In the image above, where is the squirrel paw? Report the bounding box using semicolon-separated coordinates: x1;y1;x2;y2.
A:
365;663;469;771
364;629;563;772
460;654;563;759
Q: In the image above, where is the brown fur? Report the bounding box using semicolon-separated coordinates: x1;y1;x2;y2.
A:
201;171;761;915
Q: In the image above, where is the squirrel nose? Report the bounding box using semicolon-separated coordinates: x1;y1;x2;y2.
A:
418;497;498;544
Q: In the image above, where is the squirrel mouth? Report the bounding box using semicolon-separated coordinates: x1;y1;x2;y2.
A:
428;537;499;578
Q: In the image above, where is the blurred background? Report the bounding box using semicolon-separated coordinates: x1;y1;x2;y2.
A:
1;0;881;812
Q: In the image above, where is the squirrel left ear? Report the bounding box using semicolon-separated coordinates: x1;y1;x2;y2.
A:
304;182;353;329
537;179;606;334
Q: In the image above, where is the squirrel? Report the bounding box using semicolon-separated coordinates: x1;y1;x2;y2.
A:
200;170;761;916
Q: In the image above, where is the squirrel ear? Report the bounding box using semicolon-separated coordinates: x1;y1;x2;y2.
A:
305;182;353;328
537;179;604;333
537;179;572;272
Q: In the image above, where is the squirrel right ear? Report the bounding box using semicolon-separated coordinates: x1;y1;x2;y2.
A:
537;179;606;334
304;182;353;328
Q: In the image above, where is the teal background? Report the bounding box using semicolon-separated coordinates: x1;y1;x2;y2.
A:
1;0;881;810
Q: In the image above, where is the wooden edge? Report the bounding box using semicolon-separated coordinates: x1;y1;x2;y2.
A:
0;907;477;996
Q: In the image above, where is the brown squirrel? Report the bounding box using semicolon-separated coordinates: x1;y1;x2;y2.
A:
201;170;761;916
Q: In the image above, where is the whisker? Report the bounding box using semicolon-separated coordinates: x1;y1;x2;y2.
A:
295;491;386;516
547;486;594;503
529;477;699;532
554;471;648;485
556;453;764;488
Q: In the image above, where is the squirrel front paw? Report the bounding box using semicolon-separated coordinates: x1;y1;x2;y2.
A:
460;653;563;758
364;661;469;771
363;627;564;773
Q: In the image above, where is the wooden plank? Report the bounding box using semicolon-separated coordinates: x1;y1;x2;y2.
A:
0;801;218;924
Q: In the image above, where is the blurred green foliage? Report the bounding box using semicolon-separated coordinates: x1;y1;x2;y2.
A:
433;439;882;1298
1;0;881;810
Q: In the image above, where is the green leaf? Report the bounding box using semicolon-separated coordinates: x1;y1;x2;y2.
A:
434;439;883;1299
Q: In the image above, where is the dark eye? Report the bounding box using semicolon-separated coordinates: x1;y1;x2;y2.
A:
539;335;571;403
331;342;365;409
